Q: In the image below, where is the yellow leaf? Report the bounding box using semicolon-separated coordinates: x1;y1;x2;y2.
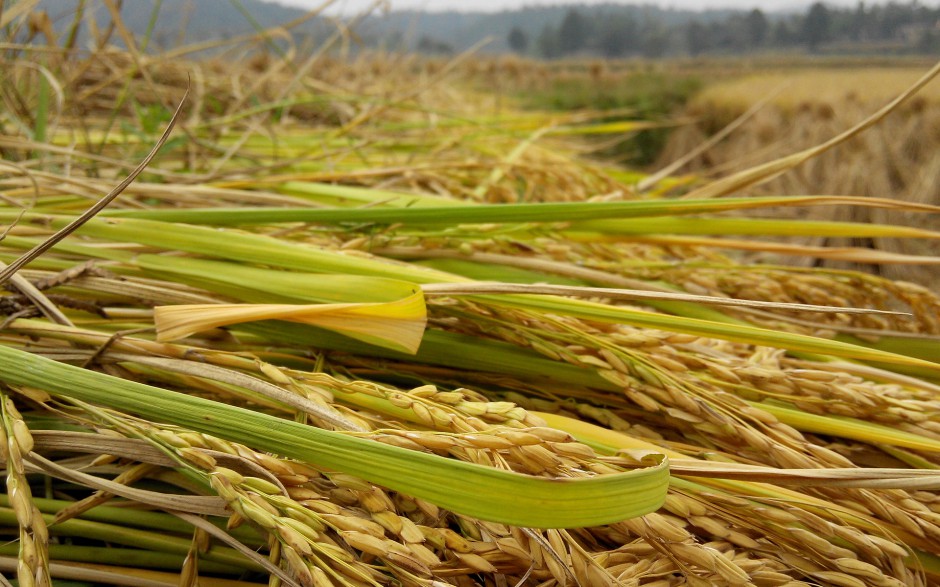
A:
155;290;427;354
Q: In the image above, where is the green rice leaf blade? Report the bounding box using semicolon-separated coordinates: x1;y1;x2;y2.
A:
0;345;668;528
96;195;936;227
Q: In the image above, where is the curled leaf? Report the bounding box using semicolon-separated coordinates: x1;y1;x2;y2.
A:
155;290;427;354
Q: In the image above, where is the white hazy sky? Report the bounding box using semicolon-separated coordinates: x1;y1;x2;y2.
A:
278;0;891;14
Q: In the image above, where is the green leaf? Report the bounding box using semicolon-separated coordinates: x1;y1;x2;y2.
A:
569;216;940;239
95;195;938;227
137;255;421;303
0;345;668;528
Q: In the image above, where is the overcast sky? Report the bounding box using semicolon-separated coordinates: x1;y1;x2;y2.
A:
278;0;898;15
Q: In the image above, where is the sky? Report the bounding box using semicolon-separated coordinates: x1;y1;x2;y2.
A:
278;0;884;15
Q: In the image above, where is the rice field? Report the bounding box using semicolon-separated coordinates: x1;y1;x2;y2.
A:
1;7;940;587
661;66;940;286
692;67;940;115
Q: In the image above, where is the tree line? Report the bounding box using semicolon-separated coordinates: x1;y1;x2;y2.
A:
506;2;940;59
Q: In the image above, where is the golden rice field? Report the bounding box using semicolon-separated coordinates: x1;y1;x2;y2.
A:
1;6;940;587
693;67;940;115
662;66;940;286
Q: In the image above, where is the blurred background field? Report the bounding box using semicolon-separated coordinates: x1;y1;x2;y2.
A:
452;56;940;286
660;64;940;286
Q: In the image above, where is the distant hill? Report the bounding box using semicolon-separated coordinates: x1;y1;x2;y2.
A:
353;2;940;58
29;1;940;58
349;5;742;54
36;0;328;51
27;0;762;54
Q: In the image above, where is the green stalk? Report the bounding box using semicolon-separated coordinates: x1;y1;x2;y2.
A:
0;544;237;574
98;195;929;226
750;401;940;452
568;216;940;239
0;493;263;546
0;494;193;534
33;59;50;151
0;507;256;570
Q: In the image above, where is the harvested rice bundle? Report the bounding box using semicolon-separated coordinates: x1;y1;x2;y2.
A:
1;6;939;587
